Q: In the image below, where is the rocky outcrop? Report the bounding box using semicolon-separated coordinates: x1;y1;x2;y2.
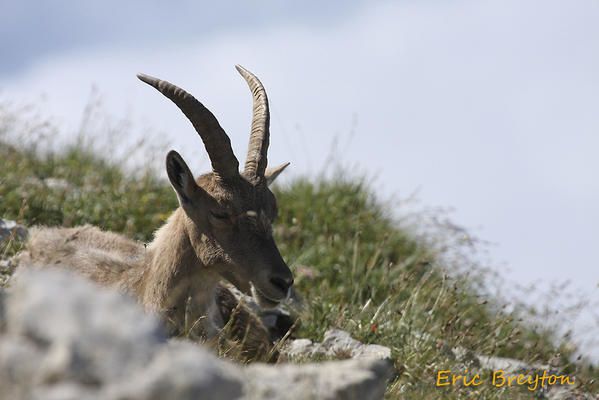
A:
0;268;393;400
283;329;392;361
0;219;28;243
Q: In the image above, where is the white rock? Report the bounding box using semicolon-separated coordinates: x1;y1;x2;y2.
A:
0;336;46;400
0;219;28;243
6;268;163;386
0;259;12;271
44;178;72;191
246;358;393;400
477;354;548;373
107;341;244;400
284;329;392;361
322;329;392;360
0;268;393;400
286;338;314;355
0;288;4;331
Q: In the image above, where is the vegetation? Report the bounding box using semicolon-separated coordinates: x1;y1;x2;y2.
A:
0;105;596;398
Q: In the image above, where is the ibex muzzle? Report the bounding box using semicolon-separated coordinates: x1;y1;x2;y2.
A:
138;65;293;308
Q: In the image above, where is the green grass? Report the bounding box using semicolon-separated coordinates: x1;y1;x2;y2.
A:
0;105;596;398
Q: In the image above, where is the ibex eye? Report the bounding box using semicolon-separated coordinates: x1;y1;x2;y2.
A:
210;211;229;220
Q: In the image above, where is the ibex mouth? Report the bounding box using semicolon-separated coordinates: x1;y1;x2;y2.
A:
251;284;284;309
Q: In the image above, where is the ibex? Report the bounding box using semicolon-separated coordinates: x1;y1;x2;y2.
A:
17;65;294;358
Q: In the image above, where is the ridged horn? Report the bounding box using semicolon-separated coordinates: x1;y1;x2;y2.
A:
137;73;239;179
235;65;270;180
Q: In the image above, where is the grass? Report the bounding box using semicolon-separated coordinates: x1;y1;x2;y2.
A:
0;104;597;398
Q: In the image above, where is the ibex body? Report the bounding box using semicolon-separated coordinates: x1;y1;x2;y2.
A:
17;66;293;358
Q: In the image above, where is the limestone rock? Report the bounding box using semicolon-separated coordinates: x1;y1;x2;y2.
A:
246;358;393;400
0;288;4;332
106;341;244;400
476;354;548;373
6;268;163;386
0;219;28;243
0;268;393;400
284;329;392;361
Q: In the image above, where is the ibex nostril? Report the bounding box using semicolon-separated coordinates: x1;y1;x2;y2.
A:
270;276;291;293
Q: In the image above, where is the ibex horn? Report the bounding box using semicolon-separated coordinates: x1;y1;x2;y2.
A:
137;73;239;180
235;65;270;180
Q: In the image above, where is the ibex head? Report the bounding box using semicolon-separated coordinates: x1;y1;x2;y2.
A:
138;66;293;308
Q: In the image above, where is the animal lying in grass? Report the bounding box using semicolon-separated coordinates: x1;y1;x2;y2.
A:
17;65;294;360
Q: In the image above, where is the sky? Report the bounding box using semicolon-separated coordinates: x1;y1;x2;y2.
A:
1;0;598;357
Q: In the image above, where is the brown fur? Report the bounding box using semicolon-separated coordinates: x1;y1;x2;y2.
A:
18;203;276;359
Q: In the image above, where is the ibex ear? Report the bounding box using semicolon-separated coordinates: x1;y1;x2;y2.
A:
264;162;290;186
166;150;200;205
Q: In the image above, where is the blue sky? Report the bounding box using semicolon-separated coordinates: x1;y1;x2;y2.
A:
1;0;598;358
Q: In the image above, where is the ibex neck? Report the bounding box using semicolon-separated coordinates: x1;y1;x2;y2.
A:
139;208;222;337
141;208;203;311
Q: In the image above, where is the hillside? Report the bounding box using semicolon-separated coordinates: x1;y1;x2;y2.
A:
0;108;596;398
